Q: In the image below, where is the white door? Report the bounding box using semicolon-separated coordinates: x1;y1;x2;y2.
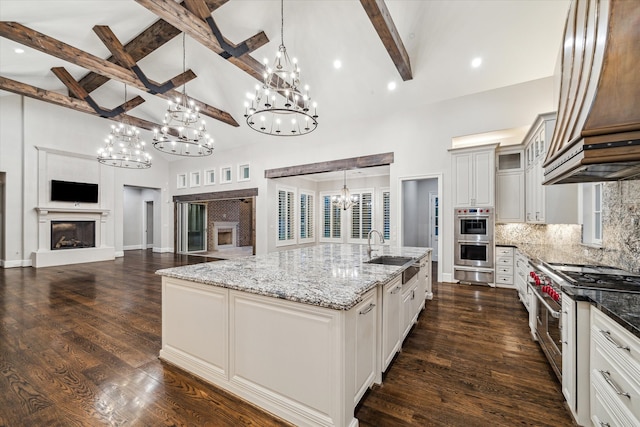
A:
429;193;439;261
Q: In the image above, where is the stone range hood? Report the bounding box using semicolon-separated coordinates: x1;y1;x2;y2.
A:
543;0;640;185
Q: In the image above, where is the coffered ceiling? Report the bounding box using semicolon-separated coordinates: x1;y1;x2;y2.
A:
0;0;570;155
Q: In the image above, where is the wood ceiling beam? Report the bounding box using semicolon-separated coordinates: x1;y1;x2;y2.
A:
52;66;145;118
264;153;395;179
360;0;412;81
134;0;269;81
0;21;238;127
78;0;230;94
93;25;196;94
0;75;175;135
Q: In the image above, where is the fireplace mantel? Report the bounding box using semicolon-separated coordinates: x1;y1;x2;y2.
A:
32;206;114;268
36;207;110;215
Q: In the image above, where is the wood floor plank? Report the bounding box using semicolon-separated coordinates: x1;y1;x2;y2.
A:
0;251;575;426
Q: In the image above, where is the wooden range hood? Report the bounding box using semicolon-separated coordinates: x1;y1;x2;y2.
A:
544;0;640;184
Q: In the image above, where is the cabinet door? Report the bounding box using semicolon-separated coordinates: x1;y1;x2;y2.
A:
473;151;494;206
534;158;545;222
562;295;576;409
401;279;418;340
496;171;525;222
354;290;377;402
382;277;402;371
453;153;473;207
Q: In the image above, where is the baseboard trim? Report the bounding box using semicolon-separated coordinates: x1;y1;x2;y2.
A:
123;245;143;251
1;259;32;268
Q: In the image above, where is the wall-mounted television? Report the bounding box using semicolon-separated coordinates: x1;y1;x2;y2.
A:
50;180;99;203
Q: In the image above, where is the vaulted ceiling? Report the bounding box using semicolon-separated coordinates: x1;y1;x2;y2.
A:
0;0;570;155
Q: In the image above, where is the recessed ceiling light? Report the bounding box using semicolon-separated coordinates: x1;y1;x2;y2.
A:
14;48;24;54
333;59;342;69
471;57;482;68
387;81;397;91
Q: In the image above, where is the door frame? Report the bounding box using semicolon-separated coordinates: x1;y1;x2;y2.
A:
398;173;443;283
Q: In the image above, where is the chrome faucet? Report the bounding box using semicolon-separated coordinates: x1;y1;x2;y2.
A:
367;229;385;257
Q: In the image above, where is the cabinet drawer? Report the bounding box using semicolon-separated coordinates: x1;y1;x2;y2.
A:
591;334;640;420
496;256;513;266
496;266;513;275
496;275;513;285
591;361;640;426
592;307;640;369
496;247;514;257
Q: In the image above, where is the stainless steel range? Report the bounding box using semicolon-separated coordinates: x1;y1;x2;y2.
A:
527;261;640;382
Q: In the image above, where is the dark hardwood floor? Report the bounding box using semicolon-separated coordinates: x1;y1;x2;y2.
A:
0;251;574;426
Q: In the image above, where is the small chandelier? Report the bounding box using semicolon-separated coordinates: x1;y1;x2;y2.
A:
244;0;318;136
332;171;358;210
153;33;214;156
97;85;152;169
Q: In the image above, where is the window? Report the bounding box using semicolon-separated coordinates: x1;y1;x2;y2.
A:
382;190;390;240
593;183;603;244
177;173;187;189
238;164;250;182
350;190;373;241
221;166;232;184
299;191;315;243
204;169;215;185
320;192;342;241
190;171;201;187
277;187;296;246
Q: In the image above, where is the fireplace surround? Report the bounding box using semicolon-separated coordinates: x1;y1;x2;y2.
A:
32;207;115;268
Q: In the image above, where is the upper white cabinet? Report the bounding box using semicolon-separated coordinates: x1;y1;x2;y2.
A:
496;147;525;223
451;144;498;208
524;113;578;224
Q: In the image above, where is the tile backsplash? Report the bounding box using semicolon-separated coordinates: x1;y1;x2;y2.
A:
496;180;640;273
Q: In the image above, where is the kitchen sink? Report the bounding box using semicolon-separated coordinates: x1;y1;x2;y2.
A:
365;256;414;266
365;256;419;284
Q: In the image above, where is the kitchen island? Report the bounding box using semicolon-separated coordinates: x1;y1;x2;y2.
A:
156;244;432;427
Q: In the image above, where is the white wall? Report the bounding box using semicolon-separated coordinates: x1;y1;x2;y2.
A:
0;97;174;266
1;76;555;277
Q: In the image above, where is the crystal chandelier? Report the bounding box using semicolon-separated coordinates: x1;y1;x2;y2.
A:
244;0;318;136
153;33;214;156
332;171;358;210
97;85;152;169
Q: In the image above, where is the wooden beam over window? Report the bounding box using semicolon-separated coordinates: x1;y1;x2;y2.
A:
264;153;394;179
360;0;412;81
173;188;258;202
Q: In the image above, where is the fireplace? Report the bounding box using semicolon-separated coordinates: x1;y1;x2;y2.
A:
51;220;96;250
218;229;233;246
213;221;238;249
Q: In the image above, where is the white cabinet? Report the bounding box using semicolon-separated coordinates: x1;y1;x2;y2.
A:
381;275;402;371
495;246;514;287
562;294;576;412
416;252;433;301
353;289;377;403
515;249;531;312
451;144;498;207
496;147;525;223
523;113;578;224
590;306;640;426
401;275;419;340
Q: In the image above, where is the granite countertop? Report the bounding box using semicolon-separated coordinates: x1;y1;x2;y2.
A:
156;243;431;311
563;286;640;339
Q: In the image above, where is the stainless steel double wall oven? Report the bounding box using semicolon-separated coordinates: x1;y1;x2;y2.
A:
454;207;494;283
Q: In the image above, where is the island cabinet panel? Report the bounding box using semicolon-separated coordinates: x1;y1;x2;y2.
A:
353;290;377;405
381;276;402;372
229;291;338;422
161;278;228;379
401;276;419;341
